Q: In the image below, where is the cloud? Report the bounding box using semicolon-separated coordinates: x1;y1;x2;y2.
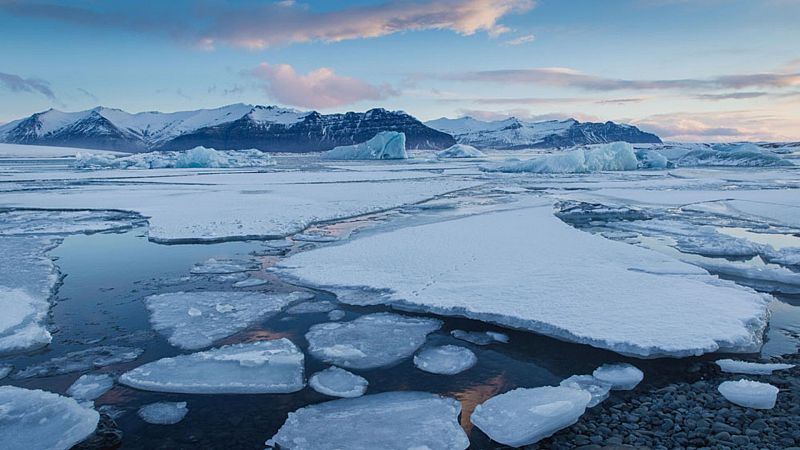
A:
457;108;601;122
632;110;800;142
504;34;535;45
2;0;535;49
249;62;397;109
0;72;57;101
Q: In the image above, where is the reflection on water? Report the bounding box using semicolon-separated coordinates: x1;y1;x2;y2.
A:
449;373;508;434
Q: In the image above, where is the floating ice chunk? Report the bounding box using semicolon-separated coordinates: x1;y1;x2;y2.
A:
485;142;639;173
327;310;346;321
286;301;337;315
309;366;368;398
436;144;485;159
715;359;794;375
592;363;644;391
413;345;477;375
689;257;800;294
635;148;669;169
560;375;612;407
305;313;441;369
0;365;11;379
15;346;143;378
145;291;298;350
138;402;188;425
0;386;100;450
718;380;778;409
470;386;592;447
450;329;508;345
119;339;304;394
232;277;269;288
266;391;468;450
321;131;408;160
74;146;276;169
67;374;114;401
190;258;259;275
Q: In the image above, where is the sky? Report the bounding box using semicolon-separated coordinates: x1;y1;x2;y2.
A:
1;0;799;142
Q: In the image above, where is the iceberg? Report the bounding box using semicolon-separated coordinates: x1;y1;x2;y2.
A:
715;359;794;375
470;386;592;447
15;346;143;378
436;144;485;159
274;202;770;358
673;143;792;168
66;374;114;401
309;366;368;398
119;339;304;394
145;291;300;350
592;363;644;390
484;142;639;173
718;380;778;409
74;146;276;169
138;402;188;425
321;131;407;160
265;391;469;450
560;375;612;408
450;329;508;345
0;386;100;450
305;313;441;369
413;345;477;375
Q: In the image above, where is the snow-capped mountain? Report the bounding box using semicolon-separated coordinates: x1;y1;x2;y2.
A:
425;116;661;149
0;104;455;152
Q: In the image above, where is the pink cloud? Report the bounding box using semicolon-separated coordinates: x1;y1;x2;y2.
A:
250;63;396;109
632;110;800;142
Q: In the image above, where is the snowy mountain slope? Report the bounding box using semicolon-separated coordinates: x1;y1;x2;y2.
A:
425;116;661;149
0;105;454;152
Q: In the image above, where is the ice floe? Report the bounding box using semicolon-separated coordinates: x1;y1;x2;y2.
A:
0;386;100;450
67;374;114;401
560;375;612;407
0;365;11;379
190;258;259;275
275;202;770;358
327;310;346;321
470;386;592;447
305;313;441;369
321;131;407;160
74;146;276;169
484;142;639;173
232;277;269;288
138;402;189;425
286;300;336;315
718;380;778;409
0;209;139;236
265;391;468;450
309;366;368;398
119;339;304;394
413;345;477;375
715;359;794;375
15;346;143;378
436;144;485;159
450;329;508;345
592;363;644;390
145;291;299;350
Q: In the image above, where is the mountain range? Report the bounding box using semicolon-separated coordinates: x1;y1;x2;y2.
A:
0;104;661;152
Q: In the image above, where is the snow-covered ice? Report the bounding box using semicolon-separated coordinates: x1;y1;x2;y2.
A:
145;291;299;350
413;345;477;375
74;146;275;169
119;339;304;394
718;380;779;409
275;202;770;358
308;366;368;398
15;346;143;378
66;374;114;401
436;144;485;159
0;386;100;450
592;363;644;390
305;313;441;369
485;142;639;173
265;391;468;450
138;402;189;425
470;386;592;447
190;258;259;275
450;329;508;345
715;359;794;375
321;131;407;160
560;375;612;407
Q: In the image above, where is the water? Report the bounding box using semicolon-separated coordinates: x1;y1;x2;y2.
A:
0;226;744;449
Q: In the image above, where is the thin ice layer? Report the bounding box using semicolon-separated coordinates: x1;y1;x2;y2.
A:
145;291;300;350
15;346;143;378
275;202;770;358
413;345;477;375
66;374;114;401
138;402;189;425
0;386;100;450
119;339;304;394
305;313;441;369
265;391;468;450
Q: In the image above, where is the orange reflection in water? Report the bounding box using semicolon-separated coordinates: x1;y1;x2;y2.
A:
218;329;294;346
448;373;509;434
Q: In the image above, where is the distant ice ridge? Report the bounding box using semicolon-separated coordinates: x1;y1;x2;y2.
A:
672;143;793;167
0;386;100;450
119;339;304;394
266;391;469;450
309;366;368;398
471;386;592;447
73;146;276;169
436;144;485;159
715;359;794;375
718;380;778;409
485;142;639;173
138;402;188;425
321;131;407;160
274;202;770;358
